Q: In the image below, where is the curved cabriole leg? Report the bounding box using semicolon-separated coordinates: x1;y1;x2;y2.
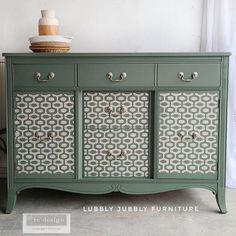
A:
216;189;227;214
5;188;17;214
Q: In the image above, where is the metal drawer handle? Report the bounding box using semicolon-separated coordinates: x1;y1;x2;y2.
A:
177;131;199;142
34;131;54;142
106;72;127;82
177;71;198;82
35;72;55;82
106;149;127;160
105;106;127;116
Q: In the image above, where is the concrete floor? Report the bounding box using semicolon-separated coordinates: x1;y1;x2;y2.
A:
0;179;235;236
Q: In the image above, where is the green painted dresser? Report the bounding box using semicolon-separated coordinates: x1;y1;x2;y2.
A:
3;53;230;213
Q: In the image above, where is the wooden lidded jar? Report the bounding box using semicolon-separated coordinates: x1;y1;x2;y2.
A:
38;10;59;35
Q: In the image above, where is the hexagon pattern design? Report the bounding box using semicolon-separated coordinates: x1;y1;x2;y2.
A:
84;92;149;130
83;92;150;178
14;93;75;175
158;92;219;176
84;128;149;177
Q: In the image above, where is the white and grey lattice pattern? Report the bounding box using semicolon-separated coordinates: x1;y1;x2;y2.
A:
14;93;75;175
83;92;149;129
158;92;219;175
84;128;149;177
83;92;150;178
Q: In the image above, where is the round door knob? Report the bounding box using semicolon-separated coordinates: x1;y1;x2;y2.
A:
192;132;199;140
117;150;127;160
105;106;113;114
107;149;113;156
106;72;113;80
47;72;55;80
120;72;127;80
192;72;198;79
177;131;185;139
119;106;127;114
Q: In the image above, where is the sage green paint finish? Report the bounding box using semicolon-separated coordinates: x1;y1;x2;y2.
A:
3;53;230;214
13;64;75;87
15;173;75;179
158;64;221;87
78;64;155;87
3;52;231;57
215;56;229;214
14;182;218;195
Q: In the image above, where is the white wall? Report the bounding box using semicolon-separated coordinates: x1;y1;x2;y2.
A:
0;0;203;56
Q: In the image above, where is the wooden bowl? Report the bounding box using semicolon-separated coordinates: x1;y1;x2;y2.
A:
29;45;70;53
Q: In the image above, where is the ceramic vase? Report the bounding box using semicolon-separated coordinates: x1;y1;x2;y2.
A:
38;10;59;35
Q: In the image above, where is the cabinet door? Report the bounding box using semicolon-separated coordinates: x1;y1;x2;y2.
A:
158;92;219;179
83;92;151;178
14;93;75;178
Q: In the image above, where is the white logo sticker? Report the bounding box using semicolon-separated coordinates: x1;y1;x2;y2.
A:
23;213;70;234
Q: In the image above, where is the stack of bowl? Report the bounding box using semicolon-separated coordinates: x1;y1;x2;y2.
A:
29;10;72;53
29;35;72;53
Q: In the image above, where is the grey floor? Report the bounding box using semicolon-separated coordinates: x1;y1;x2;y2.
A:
0;179;235;236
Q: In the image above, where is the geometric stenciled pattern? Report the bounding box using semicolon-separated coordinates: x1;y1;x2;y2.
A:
83;128;149;177
83;92;150;178
83;92;149;130
158;92;219;175
14;93;75;175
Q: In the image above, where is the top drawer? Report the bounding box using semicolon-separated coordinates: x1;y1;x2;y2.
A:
14;64;75;87
78;64;155;87
158;64;221;87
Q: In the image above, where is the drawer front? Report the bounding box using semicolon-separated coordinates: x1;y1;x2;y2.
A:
14;93;75;177
83;128;149;178
79;64;155;87
158;64;220;87
83;92;150;129
14;64;75;87
158;92;219;179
